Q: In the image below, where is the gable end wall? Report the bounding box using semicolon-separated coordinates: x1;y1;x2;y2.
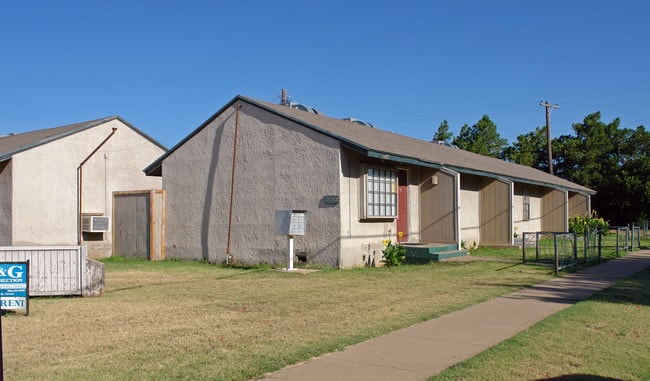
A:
162;103;342;267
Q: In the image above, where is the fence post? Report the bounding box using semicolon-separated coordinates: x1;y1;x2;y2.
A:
583;231;588;263
522;232;526;263
536;232;540;261
554;234;559;276
573;233;578;268
598;230;602;261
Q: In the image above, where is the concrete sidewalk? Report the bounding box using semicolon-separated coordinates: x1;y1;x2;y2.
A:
259;251;650;381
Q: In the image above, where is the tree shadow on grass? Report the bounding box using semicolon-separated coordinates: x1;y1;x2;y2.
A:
471;268;650;307
536;374;622;381
589;268;650;306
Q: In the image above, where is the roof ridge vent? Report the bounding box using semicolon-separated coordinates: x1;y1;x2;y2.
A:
432;140;459;149
342;118;375;128
288;102;321;115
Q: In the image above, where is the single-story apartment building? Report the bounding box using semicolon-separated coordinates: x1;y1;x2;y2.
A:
145;95;594;268
0;116;166;258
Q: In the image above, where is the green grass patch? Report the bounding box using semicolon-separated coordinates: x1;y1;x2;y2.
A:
431;268;650;380
470;246;523;261
2;258;554;380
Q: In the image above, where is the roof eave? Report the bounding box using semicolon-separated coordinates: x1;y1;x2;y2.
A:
0;116;116;160
366;150;595;196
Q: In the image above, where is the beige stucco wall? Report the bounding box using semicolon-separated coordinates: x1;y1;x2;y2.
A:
407;170;420;243
338;149;420;268
10;119;164;258
459;188;480;247
161;103;342;267
459;175;480;247
513;187;542;235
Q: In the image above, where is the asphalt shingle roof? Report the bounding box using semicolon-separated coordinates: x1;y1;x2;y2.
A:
145;95;593;195
246;97;594;195
0;116;166;161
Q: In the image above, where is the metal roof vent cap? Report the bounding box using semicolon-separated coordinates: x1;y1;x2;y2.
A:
433;140;459;149
342;118;375;128
288;102;321;115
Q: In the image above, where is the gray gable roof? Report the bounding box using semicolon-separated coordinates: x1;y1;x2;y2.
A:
0;116;167;161
145;95;594;195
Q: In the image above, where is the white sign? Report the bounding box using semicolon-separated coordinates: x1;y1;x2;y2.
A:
0;261;29;314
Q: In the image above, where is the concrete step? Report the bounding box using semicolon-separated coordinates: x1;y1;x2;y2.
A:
403;244;468;264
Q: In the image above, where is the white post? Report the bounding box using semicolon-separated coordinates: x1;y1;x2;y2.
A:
287;235;295;271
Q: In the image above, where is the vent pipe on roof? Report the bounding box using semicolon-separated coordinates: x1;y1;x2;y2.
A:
281;89;288;106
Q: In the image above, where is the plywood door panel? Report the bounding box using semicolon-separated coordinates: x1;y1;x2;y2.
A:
419;170;456;243
480;178;510;244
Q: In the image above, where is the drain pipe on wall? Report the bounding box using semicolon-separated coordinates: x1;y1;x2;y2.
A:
226;105;241;265
77;127;118;245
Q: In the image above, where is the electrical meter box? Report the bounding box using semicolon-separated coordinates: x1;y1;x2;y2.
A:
275;210;308;236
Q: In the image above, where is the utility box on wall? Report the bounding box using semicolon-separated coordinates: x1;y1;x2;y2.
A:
275;210;308;236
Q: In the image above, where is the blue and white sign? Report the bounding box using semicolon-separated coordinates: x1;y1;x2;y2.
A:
0;261;29;314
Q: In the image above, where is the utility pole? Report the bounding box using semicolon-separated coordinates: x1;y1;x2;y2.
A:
540;101;559;175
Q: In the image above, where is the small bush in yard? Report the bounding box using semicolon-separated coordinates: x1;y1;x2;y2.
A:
569;210;609;234
382;240;406;266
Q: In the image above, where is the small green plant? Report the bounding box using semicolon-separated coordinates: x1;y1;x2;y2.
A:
382;232;406;267
381;240;406;266
461;240;478;254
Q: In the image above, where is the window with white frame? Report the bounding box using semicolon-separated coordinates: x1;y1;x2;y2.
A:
364;167;397;218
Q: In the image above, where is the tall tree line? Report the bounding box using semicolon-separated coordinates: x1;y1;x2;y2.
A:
433;113;650;225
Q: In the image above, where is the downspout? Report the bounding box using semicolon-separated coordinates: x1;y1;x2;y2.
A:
564;190;569;232
454;170;461;251
495;177;515;245
77;127;118;245
507;179;514;245
226;105;241;265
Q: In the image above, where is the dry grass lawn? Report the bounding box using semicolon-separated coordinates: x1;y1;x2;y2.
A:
2;259;554;380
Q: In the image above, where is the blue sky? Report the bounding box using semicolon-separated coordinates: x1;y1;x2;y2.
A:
1;1;649;148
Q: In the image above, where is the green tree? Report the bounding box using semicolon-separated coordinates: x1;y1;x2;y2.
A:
556;112;622;188
452;115;507;158
432;119;453;143
501;111;650;225
552;112;648;225
502;126;548;169
617;125;650;222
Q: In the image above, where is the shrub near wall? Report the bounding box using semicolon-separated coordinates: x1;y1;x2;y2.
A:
569;211;609;234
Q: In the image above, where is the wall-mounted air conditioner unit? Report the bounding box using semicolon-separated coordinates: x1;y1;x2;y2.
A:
82;216;111;233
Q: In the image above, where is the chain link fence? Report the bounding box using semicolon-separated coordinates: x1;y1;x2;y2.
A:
522;223;648;275
522;232;578;275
